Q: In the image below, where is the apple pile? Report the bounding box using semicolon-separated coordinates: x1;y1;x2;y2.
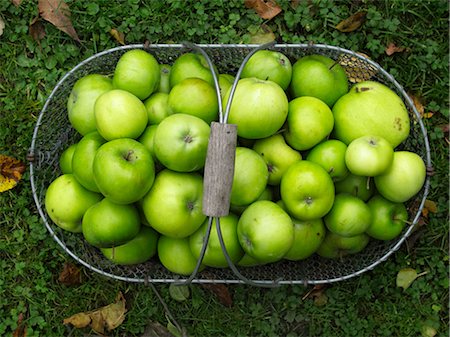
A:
44;47;427;276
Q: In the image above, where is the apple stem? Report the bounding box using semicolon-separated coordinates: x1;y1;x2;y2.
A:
366;176;371;190
123;150;134;161
184;134;193;143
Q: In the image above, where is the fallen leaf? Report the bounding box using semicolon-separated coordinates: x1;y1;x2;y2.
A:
335;11;367;32
302;284;328;306
249;23;276;44
38;0;80;42
168;284;190;302
245;0;282;20
0;154;26;192
396;268;428;290
109;28;125;45
421;325;438;337
290;0;300;9
58;262;82;286
12;312;26;337
385;42;407;56
201;283;233;307
421;199;438;218
11;0;23;6
141;321;177;337
29;17;46;43
409;93;425;117
0;17;5;37
337;52;378;83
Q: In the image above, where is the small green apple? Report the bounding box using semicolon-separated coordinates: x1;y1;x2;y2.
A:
316;231;370;259
143;92;171;125
59;143;77;174
284;218;326;261
334;173;375;201
306;139;349;181
169;52;216;88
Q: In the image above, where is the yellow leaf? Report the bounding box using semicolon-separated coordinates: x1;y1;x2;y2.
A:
249;24;275;44
422;199;438;218
335;11;367;33
109;28;125;45
0;154;26;193
63;312;91;329
396;268;428;290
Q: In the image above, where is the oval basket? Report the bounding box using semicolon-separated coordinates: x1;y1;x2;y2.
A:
29;44;431;286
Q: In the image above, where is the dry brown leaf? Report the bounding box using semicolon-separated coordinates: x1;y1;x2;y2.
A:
201;284;233;307
245;0;282;20
422;199;438;218
58;262;82;285
302;284;328;306
12;312;26;337
109;28;125;45
249;23;276;44
38;0;80;42
11;0;23;6
385;42;407;56
335;11;367;32
0;154;26;193
29;17;46;42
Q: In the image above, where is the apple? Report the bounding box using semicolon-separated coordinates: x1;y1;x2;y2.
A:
345;135;394;176
94;89;148;141
158;235;204;276
189;214;244;268
101;226;159;265
374;151;426;203
280;160;335;220
45;174;102;233
324;193;372;237
223;77;289;139
306;139;349;182
240;50;293;90
289;54;348;107
284;96;334;151
253;134;302;185
82;198;141;248
334;173;375;202
230;147;269;206
218;73;234;99
153;113;210;172
237;253;265;267
143;92;171;125
67;74;113;135
141;169;206;238
112;49;160;100
332;81;410;147
71;131;106;193
237;200;294;263
59;143;77;174
137;124;159;163
167;77;219;124
284;218;326;261
156;64;171;94
169;52;216;88
229;186;273;215
366;194;408;240
93;138;155;204
316;231;370;259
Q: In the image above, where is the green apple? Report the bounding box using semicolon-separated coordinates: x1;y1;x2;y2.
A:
345;135;394;176
138;124;159;163
158;235;204;275
218;73;234;99
167;77;219;124
71;131;106;193
156;64;171;94
289;54;348;107
280;160;335;220
332;81;410;147
143;92;171;125
284;218;326;261
253;134;302;185
93;138;155;204
366;194;408;240
223;77;289;139
153;113;210;172
67;74;113;135
237;253;265;267
324;193;372;237
94;89;148;141
189;214;244;268
334;173;375;201
316;231;370;259
101;226;159;265
284;96;334;151
169;52;215;88
241;50;293;90
230;147;269;206
229;186;273;215
237;200;294;263
374;151;426;203
306;139;349;181
82;198;141;248
45;174;102;233
59;143;77;174
141;169;205;238
112;49;160;100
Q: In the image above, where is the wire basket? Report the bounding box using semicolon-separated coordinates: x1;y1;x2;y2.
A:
29;43;431;286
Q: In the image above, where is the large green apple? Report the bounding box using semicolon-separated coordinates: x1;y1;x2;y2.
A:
141;170;205;238
94;89;148;141
93;138;155;204
306;139;349;182
289;54;348;107
230;147;269;206
112;49;160;100
253;134;302;185
189;214;244;268
334;173;375;201
82;198;141;248
67;74;113;136
143;92;171;125
223;77;288;139
316;231;370;259
284;96;334;151
59;143;77;174
153;113;210;172
280;160;335;220
374;151;426;203
45;174;102;233
284;218;326;261
241;50;293;90
237;200;294;263
169;52;215;88
332;81;410;147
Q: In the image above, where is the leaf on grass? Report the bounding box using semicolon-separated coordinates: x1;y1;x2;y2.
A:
421;325;438;337
38;0;80;42
0;154;26;193
12;312;26;337
421;199;437;218
335;11;367;32
201;283;233;307
302;284;328;306
141;321;176;337
245;0;282;20
109;28;125;45
0;17;4;37
63;292;126;334
58;262;82;285
29;17;46;42
12;0;23;6
385;42;408;56
396;268;428;290
168;284;190;302
249;23;276;44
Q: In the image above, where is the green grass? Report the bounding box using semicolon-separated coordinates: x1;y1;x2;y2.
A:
1;0;448;336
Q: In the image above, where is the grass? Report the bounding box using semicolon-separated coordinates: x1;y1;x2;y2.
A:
0;0;448;336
